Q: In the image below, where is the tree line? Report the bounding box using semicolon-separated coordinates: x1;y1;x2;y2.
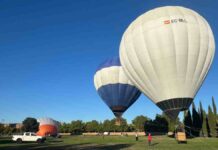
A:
0;97;217;138
0;117;39;135
184;97;218;137
57;97;218;137
59;115;169;134
0;115;169;135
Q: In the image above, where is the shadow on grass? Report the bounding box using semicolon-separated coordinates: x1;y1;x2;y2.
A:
0;143;132;150
47;140;63;143
151;142;159;146
0;137;13;145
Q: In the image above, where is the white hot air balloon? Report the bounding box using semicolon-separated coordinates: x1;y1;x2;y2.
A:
120;6;215;119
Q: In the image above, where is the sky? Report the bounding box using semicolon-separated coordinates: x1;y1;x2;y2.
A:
0;0;217;124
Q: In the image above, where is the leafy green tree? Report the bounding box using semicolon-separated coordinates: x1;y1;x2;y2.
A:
3;126;13;135
184;109;193;137
0;124;4;135
85;120;99;132
102;119;113;132
192;102;201;136
143;114;175;133
152;114;168;132
22;117;39;132
208;105;216;137
128;124;136;132
144;119;152;133
132;115;149;132
69;120;84;134
97;122;103;133
60;123;70;133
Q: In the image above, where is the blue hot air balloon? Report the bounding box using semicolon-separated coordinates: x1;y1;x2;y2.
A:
94;57;141;124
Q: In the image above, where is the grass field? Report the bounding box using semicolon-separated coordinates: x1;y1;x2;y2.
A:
0;135;218;150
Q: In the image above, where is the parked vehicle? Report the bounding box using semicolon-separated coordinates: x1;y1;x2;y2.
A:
12;132;46;143
103;132;110;136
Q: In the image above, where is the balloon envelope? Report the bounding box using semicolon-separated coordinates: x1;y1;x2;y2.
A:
37;118;58;136
94;57;141;118
120;6;215;119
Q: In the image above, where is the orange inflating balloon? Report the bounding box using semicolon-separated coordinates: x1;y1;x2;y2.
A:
36;124;58;136
36;118;58;136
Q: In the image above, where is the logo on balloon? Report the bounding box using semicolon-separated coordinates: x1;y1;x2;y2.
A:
164;20;170;24
164;18;187;24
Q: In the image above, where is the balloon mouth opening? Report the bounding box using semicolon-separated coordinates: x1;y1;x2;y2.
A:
110;106;127;118
164;109;180;120
110;106;126;126
156;97;193;120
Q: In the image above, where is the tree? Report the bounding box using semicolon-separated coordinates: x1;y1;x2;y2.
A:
0;124;4;135
212;97;218;137
111;118;129;132
97;122;103;133
212;97;217;116
164;114;179;132
119;118;129;132
102;119;113;132
144;119;153;133
128;124;136;132
132;115;149;132
3;126;13;135
69;120;84;135
22;117;39;132
199;101;207;137
184;109;193;137
206;115;211;137
152;114;168;132
85;120;99;132
60;123;70;133
208;105;216;137
192;102;201;137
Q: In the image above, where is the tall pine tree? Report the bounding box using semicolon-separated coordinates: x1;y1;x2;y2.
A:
206;115;211;137
208;105;216;137
199;101;207;137
184;109;193;137
192;102;201;136
212;97;218;137
212;97;217;115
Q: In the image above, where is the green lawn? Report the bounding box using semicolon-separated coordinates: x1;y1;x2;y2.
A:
0;135;217;150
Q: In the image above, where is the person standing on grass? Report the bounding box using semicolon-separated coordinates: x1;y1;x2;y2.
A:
148;133;152;146
135;132;138;141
